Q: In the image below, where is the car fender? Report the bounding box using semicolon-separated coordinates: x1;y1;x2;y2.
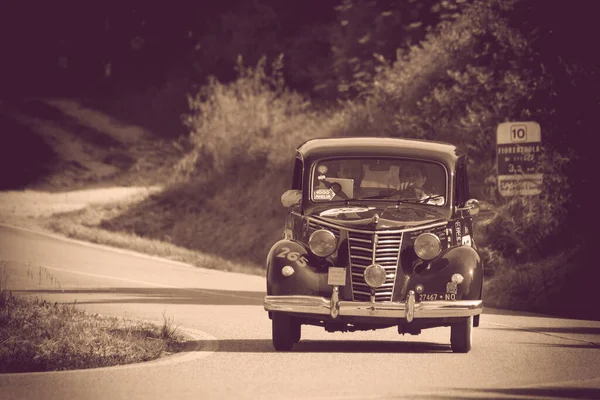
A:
266;240;331;297
407;245;483;301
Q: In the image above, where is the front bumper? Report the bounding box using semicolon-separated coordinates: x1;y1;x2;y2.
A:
264;290;482;322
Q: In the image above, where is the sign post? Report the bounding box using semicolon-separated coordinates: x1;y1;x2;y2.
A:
496;122;543;196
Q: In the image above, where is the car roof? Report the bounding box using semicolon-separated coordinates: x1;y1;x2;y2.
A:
297;137;466;168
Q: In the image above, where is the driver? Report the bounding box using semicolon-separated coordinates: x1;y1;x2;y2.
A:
398;164;429;199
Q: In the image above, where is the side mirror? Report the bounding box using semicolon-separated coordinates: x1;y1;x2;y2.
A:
281;190;302;208
463;198;480;215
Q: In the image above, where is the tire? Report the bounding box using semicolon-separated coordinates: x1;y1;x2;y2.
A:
291;319;301;344
450;316;473;353
272;314;301;351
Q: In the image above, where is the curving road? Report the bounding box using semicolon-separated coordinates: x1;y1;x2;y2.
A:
1;224;599;400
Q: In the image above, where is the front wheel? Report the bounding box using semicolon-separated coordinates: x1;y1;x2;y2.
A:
450;316;473;353
272;314;301;351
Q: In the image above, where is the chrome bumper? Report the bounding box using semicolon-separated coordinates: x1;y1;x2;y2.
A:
264;290;482;322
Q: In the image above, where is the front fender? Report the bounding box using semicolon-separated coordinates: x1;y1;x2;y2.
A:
266;240;332;297
406;245;483;301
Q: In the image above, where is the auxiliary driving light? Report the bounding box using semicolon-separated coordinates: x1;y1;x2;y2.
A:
364;264;387;288
281;265;295;277
414;233;441;261
309;229;337;257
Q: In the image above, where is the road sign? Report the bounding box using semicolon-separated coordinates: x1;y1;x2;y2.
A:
496;121;543;196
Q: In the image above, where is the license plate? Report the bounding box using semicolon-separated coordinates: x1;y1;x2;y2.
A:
328;267;346;286
418;293;456;301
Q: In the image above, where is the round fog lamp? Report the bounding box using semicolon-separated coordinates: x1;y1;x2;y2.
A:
414;233;441;261
364;264;387;288
309;229;337;257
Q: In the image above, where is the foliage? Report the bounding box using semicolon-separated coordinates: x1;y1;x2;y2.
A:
478;151;571;263
332;0;579;267
324;0;467;99
181;55;343;176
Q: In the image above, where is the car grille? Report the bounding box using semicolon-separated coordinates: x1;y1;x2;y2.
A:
307;219;341;239
348;230;402;302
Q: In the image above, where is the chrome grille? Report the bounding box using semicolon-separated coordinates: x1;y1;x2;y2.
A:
307;219;341;239
348;230;402;302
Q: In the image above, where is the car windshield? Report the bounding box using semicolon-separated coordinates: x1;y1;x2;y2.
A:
311;158;447;206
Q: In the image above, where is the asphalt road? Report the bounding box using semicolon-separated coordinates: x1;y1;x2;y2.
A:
1;224;599;400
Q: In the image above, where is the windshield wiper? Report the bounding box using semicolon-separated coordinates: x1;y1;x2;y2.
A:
415;194;445;204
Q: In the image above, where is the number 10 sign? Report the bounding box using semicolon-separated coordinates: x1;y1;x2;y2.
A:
496;121;543;196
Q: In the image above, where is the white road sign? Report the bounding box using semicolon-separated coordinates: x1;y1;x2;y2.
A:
496;121;543;196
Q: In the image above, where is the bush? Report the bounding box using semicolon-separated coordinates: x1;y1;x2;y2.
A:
180;55;343;177
478;150;571;260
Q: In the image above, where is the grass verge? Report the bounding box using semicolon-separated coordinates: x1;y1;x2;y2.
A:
0;265;188;373
44;204;265;277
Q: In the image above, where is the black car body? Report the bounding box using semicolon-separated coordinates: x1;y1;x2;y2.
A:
264;137;483;352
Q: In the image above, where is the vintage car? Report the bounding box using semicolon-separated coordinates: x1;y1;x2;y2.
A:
264;137;483;352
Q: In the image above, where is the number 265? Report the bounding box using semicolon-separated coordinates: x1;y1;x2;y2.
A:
276;247;308;267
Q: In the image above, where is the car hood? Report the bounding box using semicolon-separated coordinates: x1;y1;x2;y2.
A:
309;204;449;230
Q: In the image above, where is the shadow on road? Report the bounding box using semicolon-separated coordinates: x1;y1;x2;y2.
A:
485;325;600;336
418;387;600;399
482;324;600;349
520;342;600;350
12;287;265;306
483;306;600;322
191;338;451;354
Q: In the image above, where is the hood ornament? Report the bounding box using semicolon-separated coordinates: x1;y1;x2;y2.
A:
371;213;380;224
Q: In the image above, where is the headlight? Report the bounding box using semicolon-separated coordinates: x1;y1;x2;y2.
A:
414;233;441;260
308;229;337;257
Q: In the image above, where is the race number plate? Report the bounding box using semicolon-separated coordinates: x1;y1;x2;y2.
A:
328;267;346;286
418;293;456;301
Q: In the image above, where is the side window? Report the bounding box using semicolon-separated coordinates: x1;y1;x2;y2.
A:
291;157;303;190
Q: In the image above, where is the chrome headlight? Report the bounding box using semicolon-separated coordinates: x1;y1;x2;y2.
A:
414;232;441;261
308;229;337;257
